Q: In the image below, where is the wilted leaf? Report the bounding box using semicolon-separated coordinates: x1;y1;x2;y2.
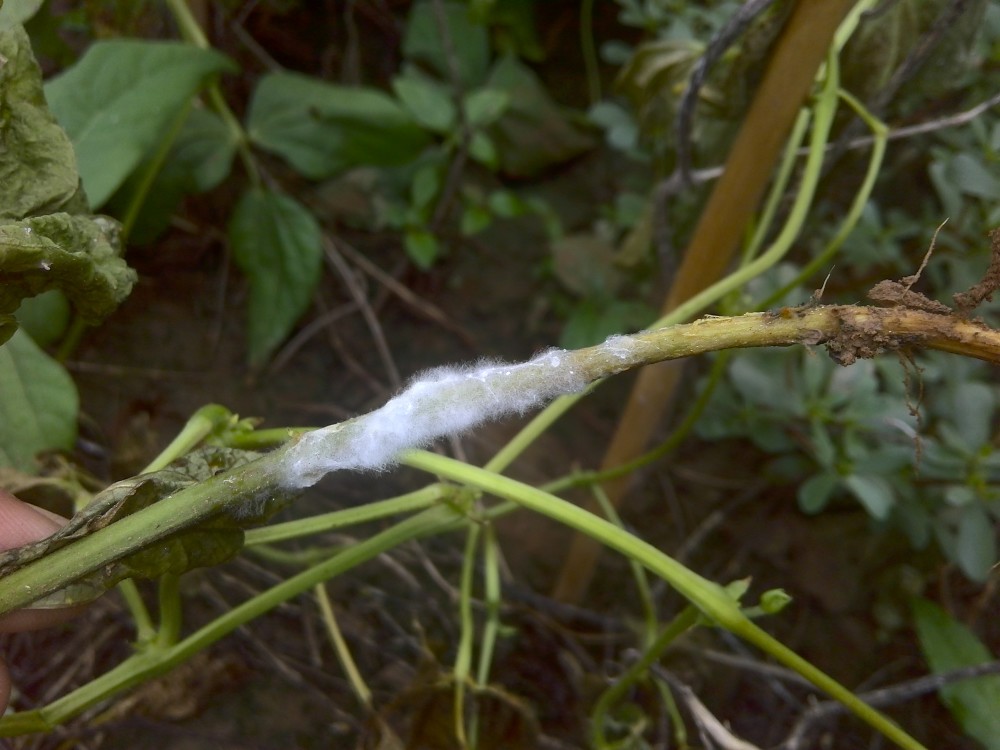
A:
45;40;235;208
0;329;77;473
0;25;86;220
228;188;323;365
0;1;45;28
247;71;432;180
0;213;136;340
485;55;596;178
913;597;1000;749
0;446;292;606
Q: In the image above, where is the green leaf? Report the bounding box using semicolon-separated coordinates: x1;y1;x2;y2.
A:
0;214;136;340
797;472;839;514
228;188;323;366
404;228;440;269
913;597;1000;749
843;474;895;519
15;290;70;346
392;73;456;133
468;131;499;168
485;55;596;178
108;106;238;244
559;298;655;349
44;40;236;208
956;504;997;582
945;153;1000;200
943;381;996;451
0;25;86;221
729;354;788;411
0;329;77;473
463;88;510;128
247;71;432;180
411;163;442;213
460;204;492;236
403;1;491;87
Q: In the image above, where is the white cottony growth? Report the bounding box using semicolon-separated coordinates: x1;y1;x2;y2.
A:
281;349;588;488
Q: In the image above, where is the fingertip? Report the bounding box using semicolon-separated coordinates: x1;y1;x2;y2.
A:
0;489;65;550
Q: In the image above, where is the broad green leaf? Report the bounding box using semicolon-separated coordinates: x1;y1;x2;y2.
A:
228;188;322;366
485;55;595;177
168;107;239;193
392;73;456;133
956;504;997;582
0;329;77;473
0;25;85;221
247;71;432;180
403;1;490;87
0;213;136;340
45;40;235;208
913;597;1000;749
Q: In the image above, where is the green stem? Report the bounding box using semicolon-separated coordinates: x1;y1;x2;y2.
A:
243;485;447;546
591;606;699;749
580;0;601;105
154;574;183;647
475;524;501;686
315;583;372;708
119;99;193;242
0;503;469;735
164;0;260;187
400;451;928;750
762;88;888;309
455;524;480;748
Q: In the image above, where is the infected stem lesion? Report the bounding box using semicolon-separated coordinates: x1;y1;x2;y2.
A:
0;302;996;616
566;304;1000;382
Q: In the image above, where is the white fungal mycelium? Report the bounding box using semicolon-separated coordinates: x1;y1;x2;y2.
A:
281;348;589;488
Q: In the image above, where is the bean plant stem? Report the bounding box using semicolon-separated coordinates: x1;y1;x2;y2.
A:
1;306;997;616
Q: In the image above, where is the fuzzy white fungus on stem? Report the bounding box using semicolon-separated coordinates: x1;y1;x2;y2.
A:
281;349;588;488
